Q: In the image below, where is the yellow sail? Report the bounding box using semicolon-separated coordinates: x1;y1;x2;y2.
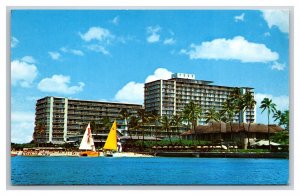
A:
103;120;118;151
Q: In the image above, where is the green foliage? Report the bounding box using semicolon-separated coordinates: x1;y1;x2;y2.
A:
160;115;173;144
11;142;36;150
182;101;202;131
228;88;244;116
204;108;220;123
235;149;270;153
273;110;289;131
260;98;277;115
221;99;235;123
260;97;277;149
131;139;212;149
271;131;289;145
11;141;79;151
100;116;112;131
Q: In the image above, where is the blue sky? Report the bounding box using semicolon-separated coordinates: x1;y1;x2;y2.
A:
11;9;289;143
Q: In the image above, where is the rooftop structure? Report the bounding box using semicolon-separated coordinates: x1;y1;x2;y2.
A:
172;73;196;80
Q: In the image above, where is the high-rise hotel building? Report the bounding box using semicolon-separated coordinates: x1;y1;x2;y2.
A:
34;97;143;144
144;73;256;124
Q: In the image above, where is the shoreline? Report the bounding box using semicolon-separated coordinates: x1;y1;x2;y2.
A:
148;151;289;159
12;150;288;159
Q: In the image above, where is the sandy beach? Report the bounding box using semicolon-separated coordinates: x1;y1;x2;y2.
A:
13;150;153;157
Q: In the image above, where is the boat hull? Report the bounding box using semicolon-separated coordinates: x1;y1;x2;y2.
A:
103;151;114;157
103;152;154;157
79;151;100;157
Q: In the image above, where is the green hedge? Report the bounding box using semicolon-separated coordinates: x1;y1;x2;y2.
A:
130;139;213;148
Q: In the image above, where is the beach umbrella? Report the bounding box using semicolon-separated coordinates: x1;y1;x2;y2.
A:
252;140;280;146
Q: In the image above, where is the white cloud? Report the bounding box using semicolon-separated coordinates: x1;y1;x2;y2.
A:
11;36;19;48
234;13;245;22
38;74;85;94
86;44;110;55
11;111;35;143
79;27;112;42
115;68;173;104
11;58;38;87
71;49;84;56
60;47;68;52
147;34;160;43
60;47;84;56
146;26;161;43
271;61;286;71
145;68;173;83
114;82;144;104
110;16;120;25
264;32;271;37
181;36;279;63
261;10;289;33
163;38;175;45
11;122;34;143
147;26;161;34
21;56;36;64
48;51;61;60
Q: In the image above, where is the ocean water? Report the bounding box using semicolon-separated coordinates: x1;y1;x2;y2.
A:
11;156;289;185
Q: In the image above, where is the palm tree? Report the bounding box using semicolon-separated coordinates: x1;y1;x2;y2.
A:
128;115;139;136
100;116;111;132
222;99;235;140
137;109;149;148
182;109;191;133
90;121;96;133
273;109;289;131
229;88;244;123
182;101;202;142
171;114;183;145
161;115;172;145
260;98;277;149
243;91;256;148
182;101;202;145
205;108;220;123
229;88;246;146
282;110;289;131
119;108;131;139
205;108;222;142
148;110;161;146
273;110;283;124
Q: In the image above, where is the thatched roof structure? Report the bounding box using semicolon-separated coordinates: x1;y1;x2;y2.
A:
181;122;283;135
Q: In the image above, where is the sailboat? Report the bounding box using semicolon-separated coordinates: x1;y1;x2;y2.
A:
103;120;120;157
102;120;153;158
79;123;99;157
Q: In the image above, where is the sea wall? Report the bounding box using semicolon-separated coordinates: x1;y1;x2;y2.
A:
150;152;289;159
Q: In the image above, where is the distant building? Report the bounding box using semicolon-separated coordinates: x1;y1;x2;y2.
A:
144;73;256;124
34;96;143;144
